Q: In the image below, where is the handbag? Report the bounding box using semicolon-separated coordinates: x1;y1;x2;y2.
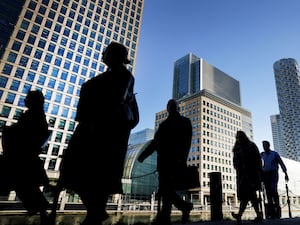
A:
122;76;139;129
171;165;200;190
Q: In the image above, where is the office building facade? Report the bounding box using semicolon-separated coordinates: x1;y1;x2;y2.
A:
157;53;252;205
0;0;144;183
270;114;286;157
273;58;300;161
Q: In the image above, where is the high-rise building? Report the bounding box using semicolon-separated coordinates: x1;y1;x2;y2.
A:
0;0;144;183
270;114;286;157
273;58;300;161
155;53;252;205
128;128;154;145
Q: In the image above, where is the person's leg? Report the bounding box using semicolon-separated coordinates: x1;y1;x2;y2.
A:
16;186;49;225
171;191;193;223
250;193;263;222
79;190;109;225
232;199;248;224
270;171;281;218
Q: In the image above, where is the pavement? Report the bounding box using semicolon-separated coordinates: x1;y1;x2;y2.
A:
176;217;300;225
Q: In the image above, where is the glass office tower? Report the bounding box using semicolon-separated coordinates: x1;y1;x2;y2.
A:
0;0;144;181
274;58;300;161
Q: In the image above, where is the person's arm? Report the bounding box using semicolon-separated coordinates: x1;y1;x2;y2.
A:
276;152;289;181
137;140;156;163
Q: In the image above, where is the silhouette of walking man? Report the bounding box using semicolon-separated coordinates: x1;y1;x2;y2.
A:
138;99;193;225
261;140;289;219
1;90;50;225
59;42;136;225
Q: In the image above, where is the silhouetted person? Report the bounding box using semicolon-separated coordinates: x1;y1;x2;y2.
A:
231;131;263;224
2;90;50;225
261;140;288;219
138;99;193;225
59;42;136;225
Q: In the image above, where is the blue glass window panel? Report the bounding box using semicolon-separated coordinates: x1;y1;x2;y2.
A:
0;76;8;87
58;82;65;91
70;41;76;50
61;71;68;80
22;83;32;93
7;52;17;63
58;48;65;56
64;96;71;106
95;43;101;51
15;68;25;79
63;28;70;37
69;10;75;18
99;65;105;72
80;36;86;44
63;61;70;70
100;26;105;34
86;48;92;56
83;58;89;66
66;19;73;28
23;45;32;56
19;56;28;67
55;93;62;103
61;37;67;46
38;5;46;14
70;75;76;83
28;1;37;10
82;27;88;35
38;39;46;49
10;80;20;91
81;67;87;76
74;23;80;31
2;64;13;75
17;95;25;107
21;20;29;30
73;99;78;108
88;40;94;47
67;85;74;94
37;75;46;85
51;104;59;115
5;92;16;104
12;41;21;51
48;11;55;19
51;2;58;10
93;52;99;60
0;90;3;99
52;68;59;77
72;64;79;73
51;33;59;42
61;5;67;13
45;19;52;29
89;71;95;78
61;107;69;117
90;31;96;38
58;15;64;24
48;78;56;88
30;60;39;70
48;44;55;53
16;30;25;40
1;106;11;118
41;64;49;74
91;61;97;69
35;15;43;24
67;51;73;60
45;90;53;100
71;110;76;119
78;45;84;53
28;35;36;45
26;72;35;82
34;49;43;59
77;15;83;23
41;29;49;38
75;55;81;63
45;53;53;63
44;102;49;112
79;78;85;85
24;11;33;20
54;57;62;66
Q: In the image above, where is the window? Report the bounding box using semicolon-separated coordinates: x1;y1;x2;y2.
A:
1;106;11;118
5;92;16;104
26;72;35;82
15;68;25;79
37;75;46;85
30;60;39;70
22;83;32;94
10;80;20;91
7;52;17;63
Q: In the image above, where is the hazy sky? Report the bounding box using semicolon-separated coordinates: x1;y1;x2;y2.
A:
132;0;300;150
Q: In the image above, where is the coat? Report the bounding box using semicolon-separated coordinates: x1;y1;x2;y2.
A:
233;141;262;200
60;65;134;194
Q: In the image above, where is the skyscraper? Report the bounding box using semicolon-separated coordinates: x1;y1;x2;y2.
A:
155;53;252;205
273;58;300;161
270;114;286;157
0;0;144;183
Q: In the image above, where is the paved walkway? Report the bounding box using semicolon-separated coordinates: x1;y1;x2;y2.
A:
175;217;300;225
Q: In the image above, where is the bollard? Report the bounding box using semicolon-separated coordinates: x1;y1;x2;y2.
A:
209;172;223;221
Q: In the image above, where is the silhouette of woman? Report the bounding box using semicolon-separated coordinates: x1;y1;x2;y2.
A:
60;42;136;225
2;90;50;225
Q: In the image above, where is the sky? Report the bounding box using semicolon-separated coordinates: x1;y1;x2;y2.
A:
131;0;300;150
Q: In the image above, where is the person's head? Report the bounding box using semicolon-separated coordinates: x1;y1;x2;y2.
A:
262;140;271;152
167;99;178;114
102;42;130;67
235;130;250;144
24;90;45;110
